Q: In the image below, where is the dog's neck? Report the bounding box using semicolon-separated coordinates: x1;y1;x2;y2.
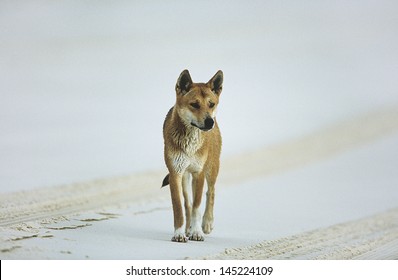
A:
171;109;203;155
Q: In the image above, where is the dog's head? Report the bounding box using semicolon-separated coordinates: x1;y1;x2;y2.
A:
175;69;223;131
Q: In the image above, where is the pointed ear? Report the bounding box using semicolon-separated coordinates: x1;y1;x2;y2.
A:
207;70;223;95
176;69;193;95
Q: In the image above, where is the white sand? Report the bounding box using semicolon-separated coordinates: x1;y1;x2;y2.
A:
202;209;398;260
1;107;398;259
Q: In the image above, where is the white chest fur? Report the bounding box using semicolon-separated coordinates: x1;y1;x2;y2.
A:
174;126;202;154
169;127;204;174
171;152;204;174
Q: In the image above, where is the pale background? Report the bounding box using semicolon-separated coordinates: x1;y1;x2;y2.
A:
1;0;397;193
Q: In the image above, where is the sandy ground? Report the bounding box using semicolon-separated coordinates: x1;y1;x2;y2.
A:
203;209;398;260
1;107;398;259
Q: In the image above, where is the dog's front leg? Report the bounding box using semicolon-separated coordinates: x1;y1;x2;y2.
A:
169;173;188;242
182;172;192;235
189;171;205;241
202;164;218;234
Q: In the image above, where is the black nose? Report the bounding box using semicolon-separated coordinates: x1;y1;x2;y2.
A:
204;117;214;129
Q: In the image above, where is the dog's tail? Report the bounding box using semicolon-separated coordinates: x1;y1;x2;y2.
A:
161;174;170;188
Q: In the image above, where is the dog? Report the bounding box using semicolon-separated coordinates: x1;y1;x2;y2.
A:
162;69;223;242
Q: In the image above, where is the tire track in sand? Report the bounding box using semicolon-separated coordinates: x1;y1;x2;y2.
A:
201;208;398;260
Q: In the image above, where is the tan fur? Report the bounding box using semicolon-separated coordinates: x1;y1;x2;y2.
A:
162;69;223;242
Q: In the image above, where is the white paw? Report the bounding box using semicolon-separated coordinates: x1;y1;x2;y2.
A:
189;230;205;241
172;227;188;243
172;234;188;242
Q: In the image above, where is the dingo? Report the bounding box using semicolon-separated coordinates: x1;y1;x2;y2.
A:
162;69;223;242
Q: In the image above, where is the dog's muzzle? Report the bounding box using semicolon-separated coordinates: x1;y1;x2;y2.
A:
191;117;214;131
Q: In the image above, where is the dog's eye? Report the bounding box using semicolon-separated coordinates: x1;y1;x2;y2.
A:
190;102;200;109
209;102;215;108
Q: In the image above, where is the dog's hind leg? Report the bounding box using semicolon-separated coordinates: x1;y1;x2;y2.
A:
189;171;205;241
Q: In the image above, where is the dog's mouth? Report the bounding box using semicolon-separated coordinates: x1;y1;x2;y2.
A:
191;122;212;132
